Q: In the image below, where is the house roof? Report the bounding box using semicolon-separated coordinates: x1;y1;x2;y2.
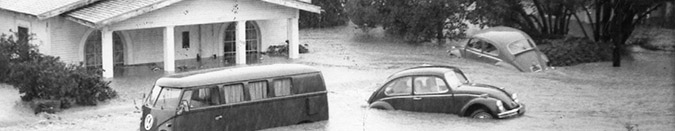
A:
0;0;321;28
64;0;184;28
0;0;102;19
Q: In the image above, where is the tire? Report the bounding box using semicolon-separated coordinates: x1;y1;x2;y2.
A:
470;109;494;119
369;101;394;110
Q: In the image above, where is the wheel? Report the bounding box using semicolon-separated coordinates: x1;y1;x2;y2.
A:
470;109;494;119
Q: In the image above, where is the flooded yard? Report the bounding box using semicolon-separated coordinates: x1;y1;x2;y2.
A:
1;25;673;131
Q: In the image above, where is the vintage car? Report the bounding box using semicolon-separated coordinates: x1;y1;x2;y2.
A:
367;65;525;119
449;26;550;72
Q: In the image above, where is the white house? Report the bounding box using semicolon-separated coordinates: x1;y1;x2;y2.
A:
0;0;320;78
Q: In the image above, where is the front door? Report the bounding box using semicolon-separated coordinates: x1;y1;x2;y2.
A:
464;38;501;64
174;86;224;131
223;21;261;64
412;76;453;113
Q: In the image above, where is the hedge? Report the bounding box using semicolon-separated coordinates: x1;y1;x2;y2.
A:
538;37;613;66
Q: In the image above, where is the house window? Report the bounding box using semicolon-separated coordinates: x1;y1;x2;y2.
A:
247;81;268;100
273;79;292;96
182;31;190;48
220;84;245;104
17;27;28;44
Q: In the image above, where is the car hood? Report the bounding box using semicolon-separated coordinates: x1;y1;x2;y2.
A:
455;83;519;108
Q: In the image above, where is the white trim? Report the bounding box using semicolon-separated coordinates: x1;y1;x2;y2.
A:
260;0;322;13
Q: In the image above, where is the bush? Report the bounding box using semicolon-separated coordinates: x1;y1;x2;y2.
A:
538;37;613;66
266;43;309;56
1;34;117;110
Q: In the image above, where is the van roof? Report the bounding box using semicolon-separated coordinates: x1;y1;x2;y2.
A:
155;64;321;88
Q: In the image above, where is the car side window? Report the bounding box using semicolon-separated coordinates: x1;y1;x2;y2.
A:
188;86;221;108
413;76;449;94
384;77;412;96
468;39;499;57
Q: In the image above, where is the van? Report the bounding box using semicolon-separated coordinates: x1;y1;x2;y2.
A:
140;64;329;131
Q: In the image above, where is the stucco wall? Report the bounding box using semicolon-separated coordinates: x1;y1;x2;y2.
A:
0;10;51;56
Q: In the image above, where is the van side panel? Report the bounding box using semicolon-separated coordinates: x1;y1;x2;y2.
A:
292;73;327;94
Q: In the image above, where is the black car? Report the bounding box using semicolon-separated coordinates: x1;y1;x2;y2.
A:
367;65;525;119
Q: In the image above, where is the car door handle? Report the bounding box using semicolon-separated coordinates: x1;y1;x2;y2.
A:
413;97;422;100
215;115;223;120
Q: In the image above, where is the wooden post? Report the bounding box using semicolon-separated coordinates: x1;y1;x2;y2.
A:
236;20;247;64
164;26;176;72
101;28;114;78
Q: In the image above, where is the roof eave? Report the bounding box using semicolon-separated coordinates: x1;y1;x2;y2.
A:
36;0;104;20
65;0;184;29
260;0;322;14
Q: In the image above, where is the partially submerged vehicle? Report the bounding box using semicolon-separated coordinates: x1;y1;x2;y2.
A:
449;26;550;72
367;65;525;119
141;64;328;131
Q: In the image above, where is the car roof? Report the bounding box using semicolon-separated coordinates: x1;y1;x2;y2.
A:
471;26;532;47
386;65;460;80
155;64;320;88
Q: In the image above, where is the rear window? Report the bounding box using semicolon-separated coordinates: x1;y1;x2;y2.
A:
273;79;292;96
508;39;534;54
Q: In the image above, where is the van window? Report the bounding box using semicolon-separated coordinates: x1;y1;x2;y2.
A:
220;84;245;104
248;81;268;100
273;79;292;96
188;86;221;108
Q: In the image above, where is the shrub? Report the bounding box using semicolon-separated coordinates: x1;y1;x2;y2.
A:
538;37;613;66
1;34;117;109
266;43;309;56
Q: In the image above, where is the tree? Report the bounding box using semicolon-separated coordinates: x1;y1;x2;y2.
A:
574;0;668;66
467;0;585;38
299;0;349;28
346;0;470;43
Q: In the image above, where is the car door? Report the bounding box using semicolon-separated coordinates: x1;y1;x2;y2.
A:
174;86;224;131
412;76;453;113
381;77;415;111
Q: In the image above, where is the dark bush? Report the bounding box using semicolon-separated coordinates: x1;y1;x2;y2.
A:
538;37;613;66
1;34;117;109
266;44;309;56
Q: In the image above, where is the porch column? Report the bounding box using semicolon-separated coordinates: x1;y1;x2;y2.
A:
287;17;300;59
235;20;247;64
101;28;114;78
164;26;176;73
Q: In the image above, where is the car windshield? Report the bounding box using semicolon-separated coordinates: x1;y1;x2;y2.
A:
508;39;534;55
145;86;182;109
444;71;469;89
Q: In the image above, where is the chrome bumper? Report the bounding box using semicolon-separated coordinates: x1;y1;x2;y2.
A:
498;103;525;118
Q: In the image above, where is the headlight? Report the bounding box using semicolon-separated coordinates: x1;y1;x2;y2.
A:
496;100;505;112
511;93;519;103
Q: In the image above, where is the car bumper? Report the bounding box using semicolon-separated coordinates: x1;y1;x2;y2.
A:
497;103;525;118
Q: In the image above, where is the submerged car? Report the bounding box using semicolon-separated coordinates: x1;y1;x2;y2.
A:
449;26;549;72
367;65;525;119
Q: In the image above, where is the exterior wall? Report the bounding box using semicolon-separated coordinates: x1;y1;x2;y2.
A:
0;10;52;56
49;17;92;64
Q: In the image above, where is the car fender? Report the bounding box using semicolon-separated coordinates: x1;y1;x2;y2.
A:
369;101;394;110
459;97;500;116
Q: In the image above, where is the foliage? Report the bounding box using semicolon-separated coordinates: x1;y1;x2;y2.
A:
0;34;117;109
299;0;349;29
538;37;612;66
467;0;585;38
573;0;669;66
346;0;470;43
266;44;309;56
